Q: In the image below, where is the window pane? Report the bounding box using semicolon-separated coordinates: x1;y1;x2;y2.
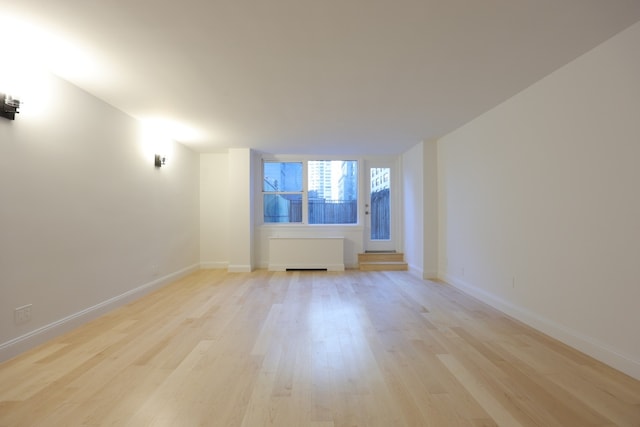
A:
264;194;302;223
263;162;303;192
370;167;390;240
308;160;358;224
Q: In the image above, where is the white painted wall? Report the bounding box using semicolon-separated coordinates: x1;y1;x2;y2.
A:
422;140;438;279
200;152;230;268
438;21;640;379
227;148;255;272
402;143;424;275
0;71;200;361
402;140;438;279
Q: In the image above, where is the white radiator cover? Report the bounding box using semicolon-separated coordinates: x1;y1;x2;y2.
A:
268;237;345;271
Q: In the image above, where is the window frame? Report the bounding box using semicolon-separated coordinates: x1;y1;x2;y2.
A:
260;157;361;226
262;160;304;224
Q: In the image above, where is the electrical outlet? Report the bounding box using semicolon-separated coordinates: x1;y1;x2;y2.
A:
14;304;32;324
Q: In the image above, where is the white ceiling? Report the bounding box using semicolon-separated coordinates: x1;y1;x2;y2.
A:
3;0;640;155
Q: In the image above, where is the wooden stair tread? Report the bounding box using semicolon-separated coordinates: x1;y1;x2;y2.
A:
358;253;405;261
358;252;407;271
359;261;407;264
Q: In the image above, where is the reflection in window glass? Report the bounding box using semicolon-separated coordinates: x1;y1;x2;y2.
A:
370;167;390;239
263;194;302;223
263;162;302;192
263;162;303;223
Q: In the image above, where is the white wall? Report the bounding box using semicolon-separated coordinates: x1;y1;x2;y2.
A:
422;140;438;279
402;143;424;275
0;71;200;361
438;21;640;379
227;148;255;272
200;152;230;268
402;140;438;279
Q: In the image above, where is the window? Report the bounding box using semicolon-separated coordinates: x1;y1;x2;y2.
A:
308;160;357;224
262;160;358;224
263;161;303;223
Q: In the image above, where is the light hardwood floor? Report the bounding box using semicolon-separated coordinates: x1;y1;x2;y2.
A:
1;270;639;426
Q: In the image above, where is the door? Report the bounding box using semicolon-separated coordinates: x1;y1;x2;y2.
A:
364;162;395;252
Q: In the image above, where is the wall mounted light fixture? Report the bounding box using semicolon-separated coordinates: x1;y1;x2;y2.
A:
154;154;166;167
0;93;20;120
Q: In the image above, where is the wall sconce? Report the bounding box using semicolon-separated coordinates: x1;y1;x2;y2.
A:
0;93;20;120
154;154;166;168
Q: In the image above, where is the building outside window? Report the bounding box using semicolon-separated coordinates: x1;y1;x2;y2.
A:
262;160;358;224
263;161;303;223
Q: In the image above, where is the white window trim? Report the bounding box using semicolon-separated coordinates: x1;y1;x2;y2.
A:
258;156;363;227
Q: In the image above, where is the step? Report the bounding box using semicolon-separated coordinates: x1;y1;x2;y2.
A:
359;261;408;271
358;252;405;263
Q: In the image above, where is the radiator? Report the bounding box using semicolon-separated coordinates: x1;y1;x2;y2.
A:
268;237;345;271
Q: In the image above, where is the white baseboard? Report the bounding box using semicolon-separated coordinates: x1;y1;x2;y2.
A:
200;261;229;269
406;264;438;280
407;264;423;278
443;273;640;381
0;264;199;364
423;270;439;280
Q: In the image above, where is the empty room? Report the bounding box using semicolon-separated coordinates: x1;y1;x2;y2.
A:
1;1;639;425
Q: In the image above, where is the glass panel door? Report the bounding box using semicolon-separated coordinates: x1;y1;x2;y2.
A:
365;163;395;252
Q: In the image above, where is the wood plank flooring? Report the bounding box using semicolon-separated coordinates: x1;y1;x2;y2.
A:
0;269;639;426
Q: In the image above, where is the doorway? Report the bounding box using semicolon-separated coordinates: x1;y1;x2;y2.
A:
364;162;396;252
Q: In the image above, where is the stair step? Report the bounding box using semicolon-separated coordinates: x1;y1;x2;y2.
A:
358;252;407;271
358;252;405;263
359;261;408;271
